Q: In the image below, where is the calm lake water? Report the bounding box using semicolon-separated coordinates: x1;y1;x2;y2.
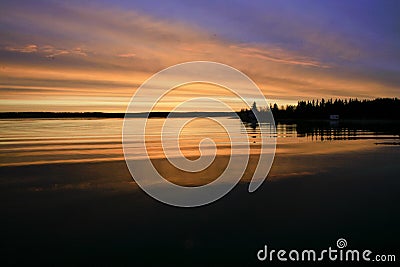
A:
0;118;398;167
1;118;399;265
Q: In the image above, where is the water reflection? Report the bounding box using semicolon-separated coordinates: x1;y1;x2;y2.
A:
279;120;400;141
0;118;399;167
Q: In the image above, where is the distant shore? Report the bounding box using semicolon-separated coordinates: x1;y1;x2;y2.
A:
1;111;399;121
0;112;236;119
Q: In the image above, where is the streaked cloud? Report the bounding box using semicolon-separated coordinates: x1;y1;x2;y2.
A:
41;45;88;58
117;53;136;58
231;45;329;68
5;44;89;58
5;44;38;53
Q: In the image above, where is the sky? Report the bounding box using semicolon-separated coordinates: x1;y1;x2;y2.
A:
0;0;399;112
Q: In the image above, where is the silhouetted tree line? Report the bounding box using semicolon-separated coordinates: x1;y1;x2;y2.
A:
238;98;400;122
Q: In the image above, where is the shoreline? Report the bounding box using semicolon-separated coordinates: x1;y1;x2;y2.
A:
1;112;400;122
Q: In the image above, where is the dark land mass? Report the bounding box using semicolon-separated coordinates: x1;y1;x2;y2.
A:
239;97;400;123
0;111;236;119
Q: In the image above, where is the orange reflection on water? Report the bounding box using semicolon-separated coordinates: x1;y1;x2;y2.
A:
1;118;397;180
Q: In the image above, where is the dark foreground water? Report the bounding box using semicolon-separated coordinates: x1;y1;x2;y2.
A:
0;118;399;266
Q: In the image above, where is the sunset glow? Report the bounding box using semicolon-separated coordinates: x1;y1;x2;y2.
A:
1;0;399;112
